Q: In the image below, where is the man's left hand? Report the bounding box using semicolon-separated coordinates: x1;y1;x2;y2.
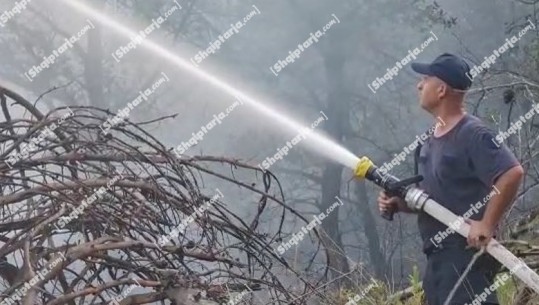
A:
465;219;494;249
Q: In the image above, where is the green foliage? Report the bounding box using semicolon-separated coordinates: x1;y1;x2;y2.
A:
401;265;424;305
326;279;387;305
325;267;427;305
495;272;517;305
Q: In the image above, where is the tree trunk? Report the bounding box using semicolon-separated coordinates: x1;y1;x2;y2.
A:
354;180;385;279
318;31;351;288
84;11;105;108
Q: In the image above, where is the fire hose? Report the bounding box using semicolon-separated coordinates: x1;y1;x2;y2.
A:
353;156;539;294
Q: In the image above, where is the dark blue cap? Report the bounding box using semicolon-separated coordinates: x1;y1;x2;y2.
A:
411;53;472;90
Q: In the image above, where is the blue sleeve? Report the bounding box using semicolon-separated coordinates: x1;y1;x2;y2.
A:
466;125;519;186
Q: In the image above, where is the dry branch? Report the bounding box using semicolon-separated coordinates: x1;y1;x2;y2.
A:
0;86;318;305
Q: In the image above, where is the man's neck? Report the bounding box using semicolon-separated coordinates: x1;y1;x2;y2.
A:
432;109;466;137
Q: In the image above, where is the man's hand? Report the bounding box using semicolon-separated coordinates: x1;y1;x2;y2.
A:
377;191;410;214
465;219;494;249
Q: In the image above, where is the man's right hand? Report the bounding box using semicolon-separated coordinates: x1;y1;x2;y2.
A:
377;191;409;214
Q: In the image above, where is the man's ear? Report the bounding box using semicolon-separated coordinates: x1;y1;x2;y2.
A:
437;82;447;99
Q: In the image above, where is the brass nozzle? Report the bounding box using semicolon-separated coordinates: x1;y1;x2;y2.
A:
354;156;374;179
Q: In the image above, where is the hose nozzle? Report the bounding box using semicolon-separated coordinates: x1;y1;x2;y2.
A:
352;155;423;221
354;156;374;179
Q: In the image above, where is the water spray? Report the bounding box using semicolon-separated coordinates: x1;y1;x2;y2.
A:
354;156;539;294
56;0;359;171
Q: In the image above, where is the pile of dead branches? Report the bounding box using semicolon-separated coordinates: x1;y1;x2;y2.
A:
0;86;321;305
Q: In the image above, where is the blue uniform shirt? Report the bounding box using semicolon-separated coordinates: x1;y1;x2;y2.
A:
417;114;519;252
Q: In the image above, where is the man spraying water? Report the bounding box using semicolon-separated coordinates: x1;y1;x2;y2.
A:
57;0;539;298
377;53;524;305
